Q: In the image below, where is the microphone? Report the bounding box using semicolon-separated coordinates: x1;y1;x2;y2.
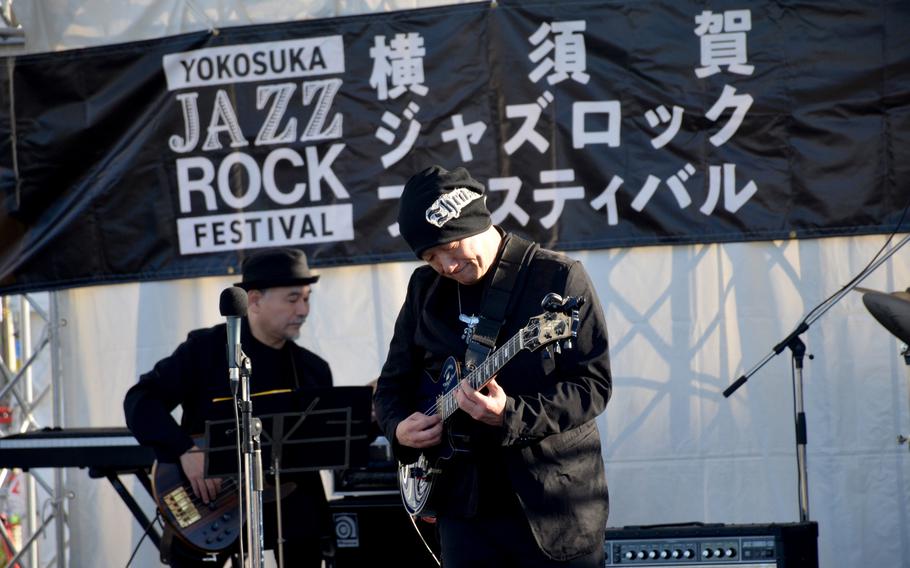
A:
219;286;248;394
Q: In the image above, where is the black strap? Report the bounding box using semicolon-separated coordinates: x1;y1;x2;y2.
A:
159;524;175;564
464;234;537;369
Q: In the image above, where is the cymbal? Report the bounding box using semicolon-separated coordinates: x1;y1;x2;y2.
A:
862;289;910;345
855;286;910;301
854;286;879;294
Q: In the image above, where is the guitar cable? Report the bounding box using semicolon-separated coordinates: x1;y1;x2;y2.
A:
124;510;162;568
406;514;442;567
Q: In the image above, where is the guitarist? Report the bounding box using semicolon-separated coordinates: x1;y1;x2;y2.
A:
124;248;334;567
374;165;612;567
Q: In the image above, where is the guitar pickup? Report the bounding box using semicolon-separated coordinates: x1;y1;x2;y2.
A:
408;466;442;479
451;433;471;444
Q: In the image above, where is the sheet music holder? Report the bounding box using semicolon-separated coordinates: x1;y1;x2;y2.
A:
203;386;373;478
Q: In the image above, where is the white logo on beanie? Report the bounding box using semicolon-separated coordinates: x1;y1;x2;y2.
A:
425;187;482;228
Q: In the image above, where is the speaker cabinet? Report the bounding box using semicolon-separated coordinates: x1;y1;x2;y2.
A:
329;495;438;567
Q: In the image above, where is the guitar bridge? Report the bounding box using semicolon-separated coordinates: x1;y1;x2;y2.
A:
163;487;202;528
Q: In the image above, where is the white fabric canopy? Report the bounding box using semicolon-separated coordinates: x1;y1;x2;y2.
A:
8;2;910;567
53;236;910;568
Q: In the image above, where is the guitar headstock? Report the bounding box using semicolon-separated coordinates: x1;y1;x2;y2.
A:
521;295;583;353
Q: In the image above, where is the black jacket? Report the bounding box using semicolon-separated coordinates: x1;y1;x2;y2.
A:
373;233;611;560
124;320;333;541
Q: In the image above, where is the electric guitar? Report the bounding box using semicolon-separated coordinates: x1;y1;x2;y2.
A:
152;448;295;552
397;293;583;517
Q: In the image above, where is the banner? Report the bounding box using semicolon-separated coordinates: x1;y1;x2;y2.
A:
1;0;908;294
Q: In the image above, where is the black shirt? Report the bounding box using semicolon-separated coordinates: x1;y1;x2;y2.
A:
124;319;333;540
374;232;612;560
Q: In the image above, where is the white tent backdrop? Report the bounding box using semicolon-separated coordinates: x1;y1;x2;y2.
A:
54;236;910;568
8;2;910;567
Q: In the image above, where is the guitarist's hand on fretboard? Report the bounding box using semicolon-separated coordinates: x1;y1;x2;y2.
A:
179;446;222;504
396;412;443;449
395;303;580;517
454;377;506;426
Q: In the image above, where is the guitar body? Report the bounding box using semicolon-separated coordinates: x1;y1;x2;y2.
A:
399;356;467;517
152;460;241;553
396;296;583;518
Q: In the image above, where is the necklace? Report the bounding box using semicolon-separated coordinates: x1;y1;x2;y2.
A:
457;284;479;343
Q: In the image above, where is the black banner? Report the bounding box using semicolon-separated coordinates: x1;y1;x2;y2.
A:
1;0;908;294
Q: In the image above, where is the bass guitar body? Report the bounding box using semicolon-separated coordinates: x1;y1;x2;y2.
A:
152;460;240;553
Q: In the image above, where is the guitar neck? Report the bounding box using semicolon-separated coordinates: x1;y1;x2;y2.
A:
438;332;523;422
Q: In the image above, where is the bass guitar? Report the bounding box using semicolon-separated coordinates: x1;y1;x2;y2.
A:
152;457;242;553
397;293;583;517
152;450;295;552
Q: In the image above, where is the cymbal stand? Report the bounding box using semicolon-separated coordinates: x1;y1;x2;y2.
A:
724;232;910;521
786;334;811;521
899;345;910;450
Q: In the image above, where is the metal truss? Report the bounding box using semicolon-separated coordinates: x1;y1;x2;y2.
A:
0;294;67;568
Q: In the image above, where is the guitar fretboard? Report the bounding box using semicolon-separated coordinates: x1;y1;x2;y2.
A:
435;332;524;421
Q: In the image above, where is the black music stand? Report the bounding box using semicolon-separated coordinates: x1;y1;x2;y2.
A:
202;387;372;566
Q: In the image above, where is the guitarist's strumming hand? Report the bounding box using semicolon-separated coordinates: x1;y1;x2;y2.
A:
179;446;222;504
396;412;443;449
455;377;506;426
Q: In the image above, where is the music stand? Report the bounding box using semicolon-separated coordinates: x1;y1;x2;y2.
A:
203;386;373;567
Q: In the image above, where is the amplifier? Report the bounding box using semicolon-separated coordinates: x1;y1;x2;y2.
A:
329;494;438;568
604;522;818;567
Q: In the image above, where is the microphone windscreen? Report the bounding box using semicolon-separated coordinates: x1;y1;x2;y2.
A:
219;286;249;317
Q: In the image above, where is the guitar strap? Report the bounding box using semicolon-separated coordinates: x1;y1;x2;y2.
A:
159;524;175;564
463;233;538;370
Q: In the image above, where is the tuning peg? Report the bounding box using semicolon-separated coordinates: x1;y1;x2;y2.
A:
554;343;562;355
542;346;553;359
563;339;573;350
541;293;565;311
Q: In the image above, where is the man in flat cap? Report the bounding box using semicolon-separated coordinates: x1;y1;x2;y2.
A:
125;248;332;567
374;165;612;566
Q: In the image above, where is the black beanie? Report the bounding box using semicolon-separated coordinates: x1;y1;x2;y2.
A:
397;165;492;259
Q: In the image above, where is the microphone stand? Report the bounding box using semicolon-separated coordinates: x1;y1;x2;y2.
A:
723;233;910;522
237;353;265;568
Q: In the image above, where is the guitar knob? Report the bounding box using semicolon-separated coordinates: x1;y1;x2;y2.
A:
222;513;231;521
212;522;219;530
